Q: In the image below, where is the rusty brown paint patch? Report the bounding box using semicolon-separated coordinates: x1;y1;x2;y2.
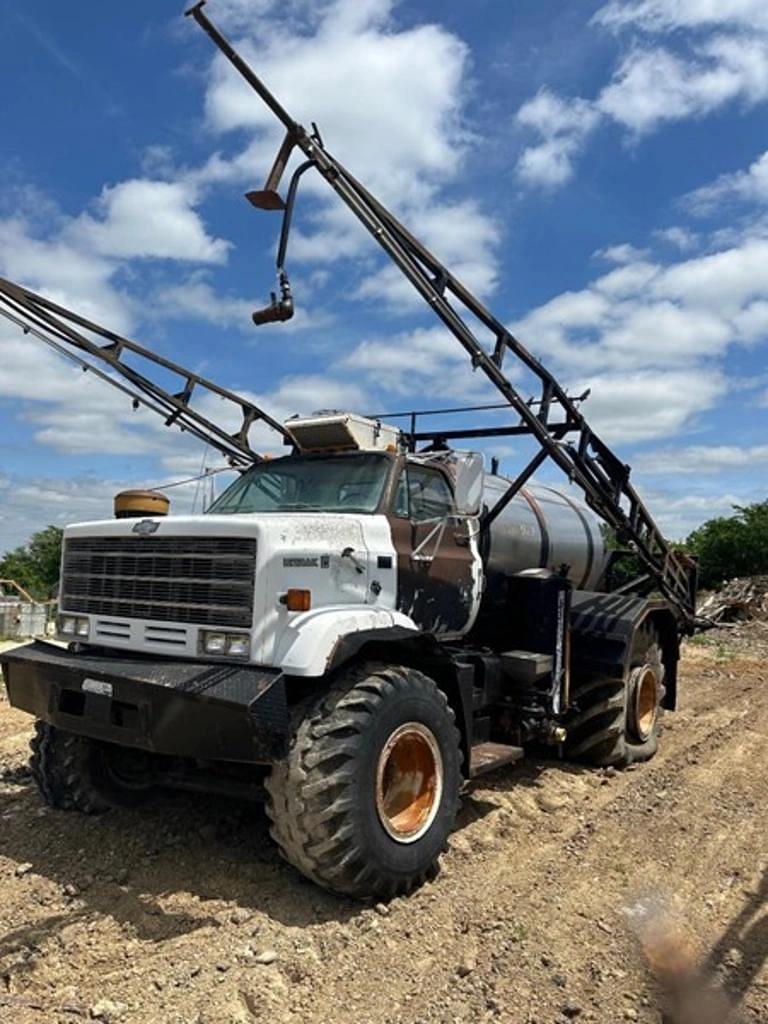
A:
384;461;476;636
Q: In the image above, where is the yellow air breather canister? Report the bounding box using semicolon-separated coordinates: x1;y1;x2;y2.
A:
113;490;170;519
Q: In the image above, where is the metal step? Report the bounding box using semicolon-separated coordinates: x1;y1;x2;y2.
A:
469;741;524;778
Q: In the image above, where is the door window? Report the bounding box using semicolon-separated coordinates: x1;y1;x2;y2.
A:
395;466;454;521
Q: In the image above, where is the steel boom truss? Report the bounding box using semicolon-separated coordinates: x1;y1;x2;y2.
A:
187;0;697;627
0;277;289;468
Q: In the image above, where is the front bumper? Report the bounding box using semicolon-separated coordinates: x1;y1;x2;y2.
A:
0;641;289;763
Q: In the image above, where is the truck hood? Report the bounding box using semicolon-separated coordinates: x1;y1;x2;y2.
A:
64;513;373;542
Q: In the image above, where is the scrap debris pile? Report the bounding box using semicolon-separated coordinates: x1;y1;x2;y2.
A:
697;576;768;625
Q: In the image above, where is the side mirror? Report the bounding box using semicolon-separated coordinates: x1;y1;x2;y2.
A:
451;452;485;517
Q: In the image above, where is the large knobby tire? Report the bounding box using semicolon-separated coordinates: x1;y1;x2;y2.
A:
265;663;462;900
30;722;155;812
565;620;666;768
30;721;110;813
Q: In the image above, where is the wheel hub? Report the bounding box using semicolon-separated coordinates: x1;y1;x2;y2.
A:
376;722;443;844
629;664;660;742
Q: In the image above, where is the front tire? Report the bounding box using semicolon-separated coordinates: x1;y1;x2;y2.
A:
265;663;462;900
30;722;110;813
30;722;155;812
565;620;666;768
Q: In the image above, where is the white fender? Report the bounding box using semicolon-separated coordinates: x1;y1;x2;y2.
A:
273;605;419;677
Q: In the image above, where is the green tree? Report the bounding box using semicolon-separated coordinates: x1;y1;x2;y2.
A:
685;500;768;589
0;526;64;600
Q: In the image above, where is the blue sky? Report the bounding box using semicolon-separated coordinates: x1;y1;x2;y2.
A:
1;0;767;552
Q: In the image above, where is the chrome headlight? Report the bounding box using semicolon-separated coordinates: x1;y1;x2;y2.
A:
202;632;227;654
58;614;89;639
200;631;250;659
226;635;249;657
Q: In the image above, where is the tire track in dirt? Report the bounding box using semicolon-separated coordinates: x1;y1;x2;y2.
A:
0;642;765;1023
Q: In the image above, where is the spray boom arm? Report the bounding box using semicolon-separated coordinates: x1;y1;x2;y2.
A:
186;0;697;628
0;277;289;467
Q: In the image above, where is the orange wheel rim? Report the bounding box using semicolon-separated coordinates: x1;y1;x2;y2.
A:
376;723;443;843
630;665;659;742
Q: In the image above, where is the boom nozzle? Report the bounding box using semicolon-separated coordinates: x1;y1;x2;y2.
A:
252;271;294;325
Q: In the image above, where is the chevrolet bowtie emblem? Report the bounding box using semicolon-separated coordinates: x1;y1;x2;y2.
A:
132;519;160;536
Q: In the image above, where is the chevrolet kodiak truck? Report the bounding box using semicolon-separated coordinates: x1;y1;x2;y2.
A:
0;4;696;900
1;411;680;899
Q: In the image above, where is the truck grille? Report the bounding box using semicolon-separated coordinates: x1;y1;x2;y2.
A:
61;536;256;628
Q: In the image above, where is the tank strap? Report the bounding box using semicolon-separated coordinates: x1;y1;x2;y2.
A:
520;487;550;570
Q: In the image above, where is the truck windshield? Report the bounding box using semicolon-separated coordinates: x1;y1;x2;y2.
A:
207;454;391;515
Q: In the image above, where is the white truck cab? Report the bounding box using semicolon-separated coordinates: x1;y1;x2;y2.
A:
57;413;485;676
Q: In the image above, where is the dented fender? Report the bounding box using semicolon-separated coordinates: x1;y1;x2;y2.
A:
273;605;419;677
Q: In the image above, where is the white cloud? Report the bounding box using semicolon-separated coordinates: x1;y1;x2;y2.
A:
353;199;500;306
563;368;726;443
0;168;239;463
3;0;761;540
500;218;767;450
594;261;659;296
342;325;500;401
199;0;281;32
594;242;649;264
601;301;731;361
655;238;768;313
264;373;367;418
597;36;768;136
516;8;768;188
684;149;768;213
0;0;499;518
69;179;229;263
0;217;132;333
345;325;462;390
0;221;180;460
635;488;755;539
515;90;600;187
149;274;332;333
174;372;371;463
732;300;768;343
514;230;768;383
31;408;162;457
0;318;213;459
594;0;768;34
635;442;768;473
203;6;468;197
654;225;700;251
196;0;499;305
0;476;115;553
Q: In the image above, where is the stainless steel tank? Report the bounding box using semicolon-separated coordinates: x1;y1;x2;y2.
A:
482;478;606;591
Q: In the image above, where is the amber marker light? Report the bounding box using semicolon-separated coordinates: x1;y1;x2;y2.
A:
285;589;312;611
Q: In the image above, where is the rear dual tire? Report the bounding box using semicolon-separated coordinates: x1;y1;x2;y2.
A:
265;663;462;900
565;621;665;768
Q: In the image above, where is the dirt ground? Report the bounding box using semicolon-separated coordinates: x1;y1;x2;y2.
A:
0;631;765;1024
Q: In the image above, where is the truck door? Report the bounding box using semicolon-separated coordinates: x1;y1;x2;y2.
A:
388;463;477;636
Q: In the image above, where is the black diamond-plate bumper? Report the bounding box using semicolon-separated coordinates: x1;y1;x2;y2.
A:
0;641;289;763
